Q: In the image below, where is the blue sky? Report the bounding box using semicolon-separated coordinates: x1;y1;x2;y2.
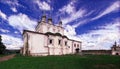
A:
0;0;120;50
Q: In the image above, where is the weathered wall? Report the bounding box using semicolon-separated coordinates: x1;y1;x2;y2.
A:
28;32;48;56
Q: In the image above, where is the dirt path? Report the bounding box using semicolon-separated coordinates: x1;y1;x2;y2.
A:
0;54;16;62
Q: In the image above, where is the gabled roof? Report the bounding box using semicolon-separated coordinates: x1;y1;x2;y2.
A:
23;30;67;38
23;30;44;35
23;30;81;43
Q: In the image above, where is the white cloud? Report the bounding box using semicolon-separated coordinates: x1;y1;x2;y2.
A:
70;1;120;28
62;9;86;25
0;0;24;11
0;10;7;20
79;19;120;50
35;0;51;11
72;19;89;28
11;7;17;12
8;13;37;33
64;25;82;43
72;10;95;28
0;0;19;6
0;28;10;33
14;31;19;34
47;0;51;3
64;25;76;36
91;1;120;20
1;34;23;50
58;0;86;25
64;18;120;50
59;0;76;14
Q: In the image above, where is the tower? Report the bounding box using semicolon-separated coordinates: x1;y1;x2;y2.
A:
48;18;52;24
113;41;117;47
36;14;47;33
41;15;46;23
59;20;62;27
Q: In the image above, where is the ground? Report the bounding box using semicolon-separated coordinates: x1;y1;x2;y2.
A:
0;55;120;69
0;54;15;62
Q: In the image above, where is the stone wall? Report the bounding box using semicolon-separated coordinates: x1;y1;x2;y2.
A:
82;50;111;55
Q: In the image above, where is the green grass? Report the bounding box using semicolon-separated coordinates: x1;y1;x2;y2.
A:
0;54;6;57
0;55;120;69
0;54;11;57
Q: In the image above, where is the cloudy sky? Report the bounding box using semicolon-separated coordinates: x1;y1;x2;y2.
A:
0;0;120;50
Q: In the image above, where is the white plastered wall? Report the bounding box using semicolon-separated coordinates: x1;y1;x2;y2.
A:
27;32;48;56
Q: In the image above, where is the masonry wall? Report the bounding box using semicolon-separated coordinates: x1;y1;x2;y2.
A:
23;30;82;56
23;33;28;55
111;47;120;55
82;50;111;55
27;32;48;56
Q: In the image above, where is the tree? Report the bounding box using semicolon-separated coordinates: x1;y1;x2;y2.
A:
0;35;6;54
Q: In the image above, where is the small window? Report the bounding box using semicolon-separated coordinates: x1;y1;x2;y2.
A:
49;39;53;44
114;48;116;51
68;46;70;48
77;44;79;47
74;44;76;47
65;41;67;46
58;39;61;45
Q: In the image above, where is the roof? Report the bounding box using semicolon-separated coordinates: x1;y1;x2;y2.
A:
69;39;82;43
23;30;67;38
23;30;44;35
23;30;81;43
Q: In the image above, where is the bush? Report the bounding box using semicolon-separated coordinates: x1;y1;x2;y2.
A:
0;35;6;54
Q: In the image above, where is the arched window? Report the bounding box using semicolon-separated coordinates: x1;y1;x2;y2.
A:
48;38;53;45
65;41;67;46
49;39;52;44
77;44;79;48
74;44;76;47
58;39;61;45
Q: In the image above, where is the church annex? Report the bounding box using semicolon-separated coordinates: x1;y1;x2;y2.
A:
111;42;120;55
22;15;82;56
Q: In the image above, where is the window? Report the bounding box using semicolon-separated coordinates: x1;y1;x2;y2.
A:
77;44;79;48
74;44;76;47
58;39;61;45
65;41;67;46
114;48;116;51
49;39;53;44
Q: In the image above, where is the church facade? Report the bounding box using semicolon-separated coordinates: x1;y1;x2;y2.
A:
22;15;82;56
111;42;120;55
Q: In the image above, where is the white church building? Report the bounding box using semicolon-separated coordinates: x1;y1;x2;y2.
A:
22;15;82;56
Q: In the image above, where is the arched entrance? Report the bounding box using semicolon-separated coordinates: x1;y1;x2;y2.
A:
75;48;79;53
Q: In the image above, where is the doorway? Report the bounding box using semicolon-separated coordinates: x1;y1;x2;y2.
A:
116;53;119;55
75;48;79;53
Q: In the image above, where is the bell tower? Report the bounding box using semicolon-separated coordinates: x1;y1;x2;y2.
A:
59;20;62;27
48;18;52;24
36;14;47;33
41;15;46;23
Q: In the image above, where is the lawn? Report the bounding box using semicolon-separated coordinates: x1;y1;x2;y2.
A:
0;54;6;57
0;55;120;69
